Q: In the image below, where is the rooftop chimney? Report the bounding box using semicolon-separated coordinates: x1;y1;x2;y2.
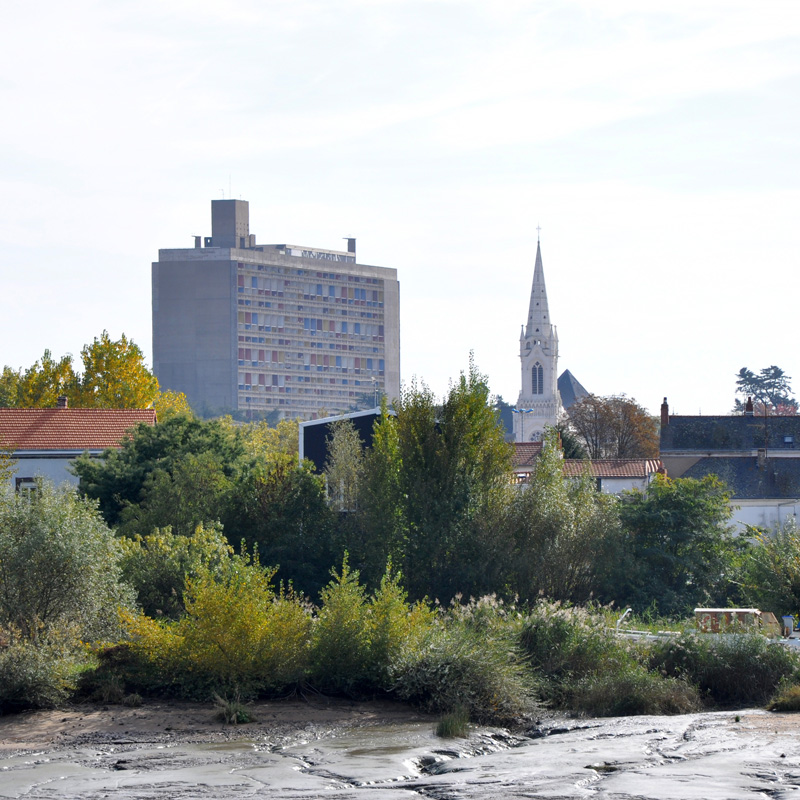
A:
745;397;754;416
660;397;669;428
345;238;356;256
56;396;68;409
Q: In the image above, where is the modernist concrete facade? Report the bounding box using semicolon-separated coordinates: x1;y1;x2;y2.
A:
514;241;563;441
153;200;400;420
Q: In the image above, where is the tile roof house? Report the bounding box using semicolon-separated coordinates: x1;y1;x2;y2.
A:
513;442;663;494
659;398;800;531
0;399;156;491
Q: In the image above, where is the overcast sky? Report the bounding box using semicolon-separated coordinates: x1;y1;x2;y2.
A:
2;0;799;416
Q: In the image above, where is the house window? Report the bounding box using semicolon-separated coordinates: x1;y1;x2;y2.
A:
15;477;37;496
531;362;544;395
784;435;795;448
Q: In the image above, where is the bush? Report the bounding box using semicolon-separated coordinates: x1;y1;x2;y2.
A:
571;662;699;716
309;559;371;694
122;553;311;698
517;602;627;706
0;481;133;642
117;523;233;619
649;631;800;707
392;597;535;726
0;626;88;712
768;682;800;712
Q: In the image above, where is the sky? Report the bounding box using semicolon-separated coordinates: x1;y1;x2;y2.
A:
2;0;799;416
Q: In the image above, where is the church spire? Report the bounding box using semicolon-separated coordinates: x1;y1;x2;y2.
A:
525;241;551;339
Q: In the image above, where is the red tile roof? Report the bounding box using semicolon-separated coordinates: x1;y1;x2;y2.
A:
513;442;663;479
513;442;543;467
562;459;664;478
0;408;156;451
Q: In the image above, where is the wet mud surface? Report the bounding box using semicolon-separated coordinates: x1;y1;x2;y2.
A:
1;700;799;798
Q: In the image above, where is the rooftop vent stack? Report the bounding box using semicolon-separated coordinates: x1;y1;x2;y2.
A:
660;397;669;428
745;397;754;416
194;236;202;249
346;238;356;257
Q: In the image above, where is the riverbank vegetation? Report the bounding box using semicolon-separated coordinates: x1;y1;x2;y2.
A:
4;360;800;722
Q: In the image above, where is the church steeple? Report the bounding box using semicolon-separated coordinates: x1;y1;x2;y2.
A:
514;239;562;443
525;241;552;340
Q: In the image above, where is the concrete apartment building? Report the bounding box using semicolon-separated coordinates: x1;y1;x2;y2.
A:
153;200;400;420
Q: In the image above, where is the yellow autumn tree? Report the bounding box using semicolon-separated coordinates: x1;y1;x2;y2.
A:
71;331;160;409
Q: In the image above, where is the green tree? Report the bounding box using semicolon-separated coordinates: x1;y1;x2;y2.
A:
737;520;800;616
228;455;335;595
115;451;234;539
0;482;133;641
618;474;736;615
73;413;245;527
567;394;659;459
324;419;365;513
387;358;513;601
507;429;624;603
735;366;797;414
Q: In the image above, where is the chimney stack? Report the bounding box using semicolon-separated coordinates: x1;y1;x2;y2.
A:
56;396;68;409
745;397;754;416
660;397;669;428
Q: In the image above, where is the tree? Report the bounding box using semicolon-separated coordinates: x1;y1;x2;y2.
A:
618;474;737;615
381;358;513;601
5;350;76;408
228;455;334;595
737;520;800;615
734;366;797;414
507;429;623;603
567;394;658;459
1;333;161;410
153;389;193;420
71;331;160;408
324;419;365;512
73;413;245;526
0;482;133;641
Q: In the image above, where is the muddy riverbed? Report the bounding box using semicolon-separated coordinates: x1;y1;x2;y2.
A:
1;699;799;798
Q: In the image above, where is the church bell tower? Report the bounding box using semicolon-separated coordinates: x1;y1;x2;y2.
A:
514;239;562;442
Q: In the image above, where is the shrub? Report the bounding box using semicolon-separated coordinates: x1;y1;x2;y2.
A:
0;481;133;642
768;683;800;712
309;558;371;694
649;631;800;707
517;601;625;705
117;523;233;619
122;553;311;698
392;597;535;726
0;625;88;712
571;662;699;716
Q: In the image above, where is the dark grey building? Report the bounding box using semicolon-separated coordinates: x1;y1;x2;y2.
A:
153;200;400;419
